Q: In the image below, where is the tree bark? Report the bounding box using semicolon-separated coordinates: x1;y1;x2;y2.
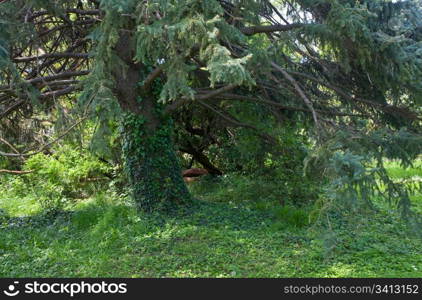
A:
113;33;192;212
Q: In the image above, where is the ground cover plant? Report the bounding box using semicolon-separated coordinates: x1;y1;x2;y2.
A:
0;160;421;278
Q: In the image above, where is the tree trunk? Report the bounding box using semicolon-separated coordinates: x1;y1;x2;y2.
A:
122;114;192;212
113;33;191;212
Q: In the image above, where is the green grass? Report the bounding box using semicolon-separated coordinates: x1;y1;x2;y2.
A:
384;159;422;214
0;162;421;278
385;159;422;180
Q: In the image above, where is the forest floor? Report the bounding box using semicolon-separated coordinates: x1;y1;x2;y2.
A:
0;161;421;277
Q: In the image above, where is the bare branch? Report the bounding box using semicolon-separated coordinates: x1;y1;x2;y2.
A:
0;150;23;158
0;169;33;175
0;137;20;155
13;53;89;63
39;80;80;88
0;116;88;158
0;70;89;91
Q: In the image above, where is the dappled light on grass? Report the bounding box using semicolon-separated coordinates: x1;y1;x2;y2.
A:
324;263;355;278
0;197;42;218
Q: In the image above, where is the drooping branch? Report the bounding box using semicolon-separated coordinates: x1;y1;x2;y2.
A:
271;62;320;127
179;142;223;175
216;93;368;117
287;70;421;121
164;84;237;114
197;99;277;144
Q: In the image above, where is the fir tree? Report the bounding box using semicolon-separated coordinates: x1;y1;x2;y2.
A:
0;0;421;212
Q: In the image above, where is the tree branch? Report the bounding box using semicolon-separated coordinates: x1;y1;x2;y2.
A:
164;84;237;114
0;116;89;158
39;85;80;99
140;67;163;91
287;70;420;120
0;169;33;175
217;93;367;117
197;99;277;144
0;137;21;155
0;70;89;91
271;62;320;127
13;53;89;63
241;23;304;36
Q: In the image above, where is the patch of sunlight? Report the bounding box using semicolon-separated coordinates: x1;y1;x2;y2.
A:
324;263;355;277
0;196;41;217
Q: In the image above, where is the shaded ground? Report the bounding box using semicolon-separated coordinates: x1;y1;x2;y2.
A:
0;161;421;277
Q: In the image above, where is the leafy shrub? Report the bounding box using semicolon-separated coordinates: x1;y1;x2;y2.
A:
12;146;112;211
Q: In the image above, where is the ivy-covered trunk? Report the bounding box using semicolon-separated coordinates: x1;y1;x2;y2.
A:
122;114;192;212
